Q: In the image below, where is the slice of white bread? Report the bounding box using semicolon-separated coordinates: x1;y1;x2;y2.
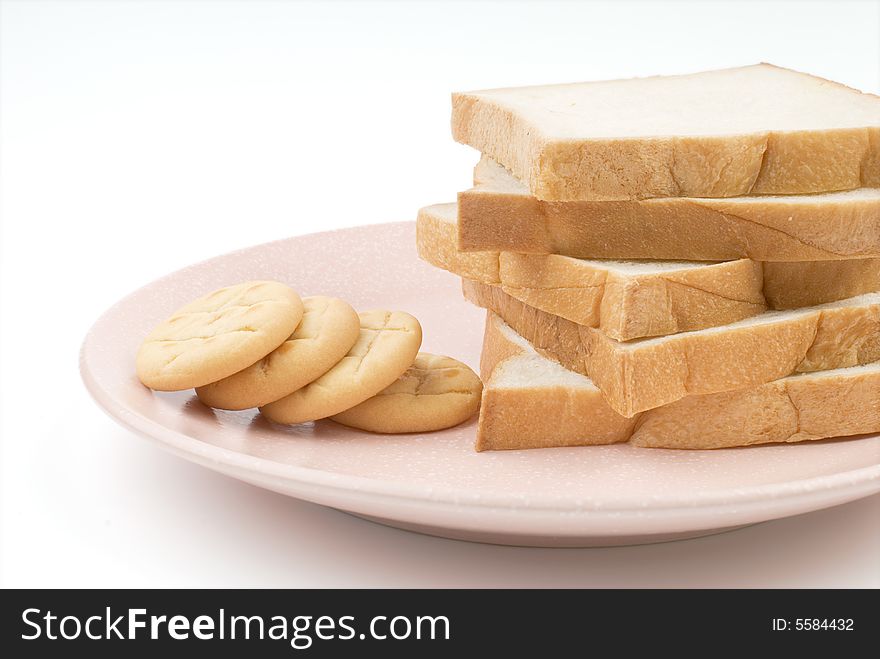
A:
453;64;880;201
464;279;880;417
458;157;880;260
478;312;880;450
417;203;880;340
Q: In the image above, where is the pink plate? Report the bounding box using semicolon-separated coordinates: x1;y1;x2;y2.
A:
80;222;880;547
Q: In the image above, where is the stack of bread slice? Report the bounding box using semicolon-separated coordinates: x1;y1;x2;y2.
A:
417;64;880;450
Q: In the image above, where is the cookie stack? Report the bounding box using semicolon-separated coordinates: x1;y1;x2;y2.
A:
136;281;481;432
418;64;880;450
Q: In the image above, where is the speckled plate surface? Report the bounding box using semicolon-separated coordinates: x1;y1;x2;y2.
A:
80;222;880;547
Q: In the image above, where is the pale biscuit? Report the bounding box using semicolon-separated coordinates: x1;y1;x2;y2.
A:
330;353;483;433
136;281;303;391
260;310;422;424
195;296;359;409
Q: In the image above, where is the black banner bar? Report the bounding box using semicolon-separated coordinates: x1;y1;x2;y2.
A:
1;589;874;656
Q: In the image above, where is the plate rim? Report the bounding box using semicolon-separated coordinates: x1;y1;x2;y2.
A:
79;221;880;521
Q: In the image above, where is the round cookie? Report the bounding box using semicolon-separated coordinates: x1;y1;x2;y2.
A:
330;353;482;433
196;296;359;410
136;281;303;391
260;310;422;424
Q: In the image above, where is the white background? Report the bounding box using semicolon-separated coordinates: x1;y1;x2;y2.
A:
1;0;878;587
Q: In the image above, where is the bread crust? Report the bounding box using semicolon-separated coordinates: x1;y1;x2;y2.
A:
456;158;880;260
477;313;880;450
418;203;880;340
465;280;880;417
